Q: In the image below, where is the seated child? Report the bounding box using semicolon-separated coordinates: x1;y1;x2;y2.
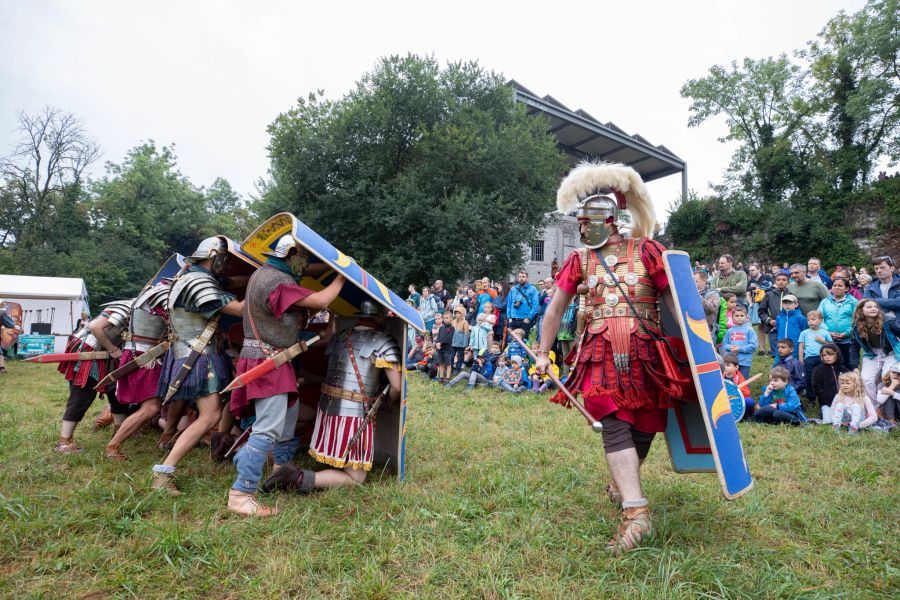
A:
876;362;900;426
406;335;425;370
753;366;807;425
719;307;758;379
499;354;527;393
722;354;754;417
415;343;437;379
504;328;530;366
829;370;876;434
810;343;849;418
773;339;805;394
445;351;495;390
492;354;510;387
528;343;558;393
797;310;832;405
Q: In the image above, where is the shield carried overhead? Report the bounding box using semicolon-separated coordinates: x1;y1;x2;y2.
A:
660;250;753;500
242;213;425;332
241;213;422;480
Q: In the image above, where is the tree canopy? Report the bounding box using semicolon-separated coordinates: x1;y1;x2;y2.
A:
670;0;899;265
255;54;566;289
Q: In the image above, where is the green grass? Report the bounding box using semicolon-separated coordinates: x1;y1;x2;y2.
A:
0;357;897;599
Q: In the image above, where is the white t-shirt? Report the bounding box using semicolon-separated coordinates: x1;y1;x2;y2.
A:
880;281;896;318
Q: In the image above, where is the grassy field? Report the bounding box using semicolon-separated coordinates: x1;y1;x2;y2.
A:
0;356;897;599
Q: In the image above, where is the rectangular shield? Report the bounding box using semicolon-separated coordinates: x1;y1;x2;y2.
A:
242;214;419;480
661;250;753;500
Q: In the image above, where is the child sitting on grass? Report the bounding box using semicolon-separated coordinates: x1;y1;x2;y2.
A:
444;351;495;390
499;354;527;393
876;363;900;427
829;370;876;434
773;339;805;394
720;306;758;379
504;328;530;366
753;366;807;426
810;343;849;420
492;354;510;387
722;354;754;418
528;342;558;393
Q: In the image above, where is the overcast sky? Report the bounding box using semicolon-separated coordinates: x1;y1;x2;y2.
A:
0;0;869;221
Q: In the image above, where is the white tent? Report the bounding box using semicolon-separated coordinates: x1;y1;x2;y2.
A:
0;275;90;352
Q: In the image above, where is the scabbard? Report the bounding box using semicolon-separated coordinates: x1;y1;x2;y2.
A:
163;317;219;403
222;335;320;392
340;384;391;463
95;341;170;390
25;351;110;363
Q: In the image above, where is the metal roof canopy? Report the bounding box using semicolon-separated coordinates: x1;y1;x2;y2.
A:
511;80;687;196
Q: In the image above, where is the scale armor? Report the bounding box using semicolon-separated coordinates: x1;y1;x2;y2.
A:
320;327;401;417
167;270;226;359
240;265;302;359
126;283;169;352
77;299;132;349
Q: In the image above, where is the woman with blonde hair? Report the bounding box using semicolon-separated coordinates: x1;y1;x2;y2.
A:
828;371;876;433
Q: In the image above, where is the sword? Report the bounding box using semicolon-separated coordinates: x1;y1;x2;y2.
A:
94;341;170;390
509;330;602;432
163;317;219;403
25;351;110;363
340;384;391;464
222;335;320;392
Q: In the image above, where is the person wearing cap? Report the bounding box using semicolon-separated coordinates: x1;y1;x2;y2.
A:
262;299;403;495
774;294;808;359
406;334;426;370
225;234;346;517
535;161;674;556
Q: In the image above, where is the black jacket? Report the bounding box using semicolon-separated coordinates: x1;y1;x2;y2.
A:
758;287;788;332
810;343;850;407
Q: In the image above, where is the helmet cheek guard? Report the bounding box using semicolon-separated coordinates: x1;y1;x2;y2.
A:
576;194;618;249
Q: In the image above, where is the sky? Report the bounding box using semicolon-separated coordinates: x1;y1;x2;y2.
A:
0;0;870;222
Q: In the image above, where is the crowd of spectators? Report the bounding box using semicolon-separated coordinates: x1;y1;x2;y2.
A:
695;254;899;432
404;253;900;431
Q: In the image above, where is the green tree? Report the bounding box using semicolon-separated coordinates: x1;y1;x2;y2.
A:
803;0;900;191
256;54;566;288
89;142;209;301
201;177;253;241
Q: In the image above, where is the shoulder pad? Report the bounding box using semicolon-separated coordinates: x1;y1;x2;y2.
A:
100;299;134;326
135;282;170;311
371;332;401;363
168;271;223;312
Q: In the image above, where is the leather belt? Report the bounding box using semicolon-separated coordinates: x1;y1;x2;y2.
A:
322;383;367;403
589;306;659;321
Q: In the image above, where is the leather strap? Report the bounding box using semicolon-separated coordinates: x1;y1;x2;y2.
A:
246;295;278;358
345;330;373;403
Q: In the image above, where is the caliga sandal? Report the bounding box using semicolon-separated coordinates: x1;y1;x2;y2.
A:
606;505;652;556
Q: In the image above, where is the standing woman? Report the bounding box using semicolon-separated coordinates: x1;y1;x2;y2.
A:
418;287;439;340
818;276;859;369
850;299;900;405
494;283;508;344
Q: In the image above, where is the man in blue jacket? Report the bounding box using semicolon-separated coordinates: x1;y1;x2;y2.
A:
806;257;833;289
865;256;900;319
506;270;540;337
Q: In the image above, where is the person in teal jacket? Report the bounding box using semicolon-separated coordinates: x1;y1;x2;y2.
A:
753;366;807;425
818;276;859;369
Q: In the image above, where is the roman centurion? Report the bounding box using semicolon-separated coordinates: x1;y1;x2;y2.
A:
263;299;402;494
535;161;674;555
227;234;345;517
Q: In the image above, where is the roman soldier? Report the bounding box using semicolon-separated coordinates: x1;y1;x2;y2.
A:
227;234;345;517
263;299;402;494
151;236;245;495
54;299;133;453
535;161;674;556
103;281;170;460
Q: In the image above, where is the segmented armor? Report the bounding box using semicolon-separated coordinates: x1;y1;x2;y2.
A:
320;327;401;417
125;283;169;352
167;270;226;359
77;299;133;349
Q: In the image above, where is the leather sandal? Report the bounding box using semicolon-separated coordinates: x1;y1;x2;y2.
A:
606;506;652;556
261;462;305;493
151;471;181;496
92;407;114;432
53;437;83;454
105;444;127;461
227;490;277;517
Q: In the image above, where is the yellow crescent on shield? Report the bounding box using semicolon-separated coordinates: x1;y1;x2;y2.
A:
335;251;353;268
710;388;731;427
687;315;713;344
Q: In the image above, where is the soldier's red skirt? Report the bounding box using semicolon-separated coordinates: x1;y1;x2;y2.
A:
308;410;374;471
115;350;163;404
57;337;113;392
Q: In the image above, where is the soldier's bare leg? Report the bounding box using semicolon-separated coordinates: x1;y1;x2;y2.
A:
161;393;221;467
106;397;161;458
312;467;367;489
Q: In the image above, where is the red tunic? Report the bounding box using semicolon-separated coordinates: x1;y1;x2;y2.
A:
229;283;314;418
553;238;670;433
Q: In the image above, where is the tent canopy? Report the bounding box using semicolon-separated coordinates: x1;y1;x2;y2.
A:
0;275;89;302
